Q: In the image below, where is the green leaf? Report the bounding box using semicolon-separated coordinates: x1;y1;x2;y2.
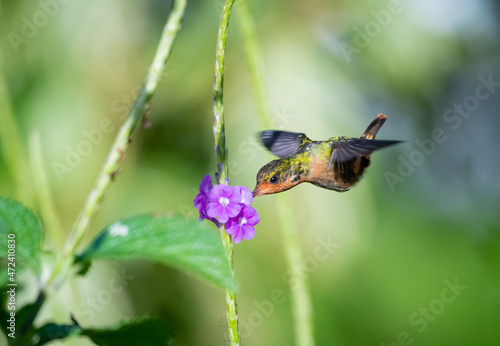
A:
0;197;43;274
82;315;173;346
77;213;235;291
16;293;45;336
33;322;81;345
0;264;8;287
0;294;45;346
34;315;173;346
0;308;12;343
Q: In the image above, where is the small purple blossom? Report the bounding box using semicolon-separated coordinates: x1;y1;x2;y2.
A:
206;185;242;223
236;186;253;206
225;206;259;243
194;174;260;243
193;175;213;221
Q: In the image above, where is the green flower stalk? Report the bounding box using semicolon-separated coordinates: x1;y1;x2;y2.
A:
212;0;241;345
238;1;315;345
213;1;233;184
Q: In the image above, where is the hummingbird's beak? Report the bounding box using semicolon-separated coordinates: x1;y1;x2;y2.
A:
252;188;263;197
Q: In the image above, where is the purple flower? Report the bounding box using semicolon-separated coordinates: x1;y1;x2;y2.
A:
225;206;260;243
194;174;260;243
193;175;213;221
236;186;253;206
206;185;243;223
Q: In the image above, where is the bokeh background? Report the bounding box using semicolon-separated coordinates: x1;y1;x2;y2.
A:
1;0;500;345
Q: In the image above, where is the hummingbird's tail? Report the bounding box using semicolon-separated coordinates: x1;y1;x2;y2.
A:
361;114;386;140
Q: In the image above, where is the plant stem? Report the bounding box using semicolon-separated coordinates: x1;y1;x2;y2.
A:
276;196;315;346
212;1;241;345
0;71;34;205
45;0;187;290
213;0;234;184
238;2;315;345
237;0;267;122
29;131;65;248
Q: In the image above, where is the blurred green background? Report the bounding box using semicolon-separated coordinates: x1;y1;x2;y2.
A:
1;0;500;345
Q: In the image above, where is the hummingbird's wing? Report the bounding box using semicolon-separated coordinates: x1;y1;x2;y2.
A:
329;138;401;168
260;130;307;158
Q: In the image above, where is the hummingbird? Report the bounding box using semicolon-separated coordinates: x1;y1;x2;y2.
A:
252;114;402;197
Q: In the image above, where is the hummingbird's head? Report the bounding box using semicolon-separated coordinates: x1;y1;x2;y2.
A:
253;159;304;197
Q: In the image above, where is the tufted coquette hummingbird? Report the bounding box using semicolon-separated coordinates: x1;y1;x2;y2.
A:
252;114;402;197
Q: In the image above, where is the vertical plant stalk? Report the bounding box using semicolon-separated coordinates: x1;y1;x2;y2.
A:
44;0;187;290
0;72;34;205
1;0;33;204
29;131;65;248
238;1;315;345
275;196;315;346
212;1;240;345
237;0;267;122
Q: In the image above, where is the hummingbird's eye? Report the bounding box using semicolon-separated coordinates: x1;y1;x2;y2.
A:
270;175;278;184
